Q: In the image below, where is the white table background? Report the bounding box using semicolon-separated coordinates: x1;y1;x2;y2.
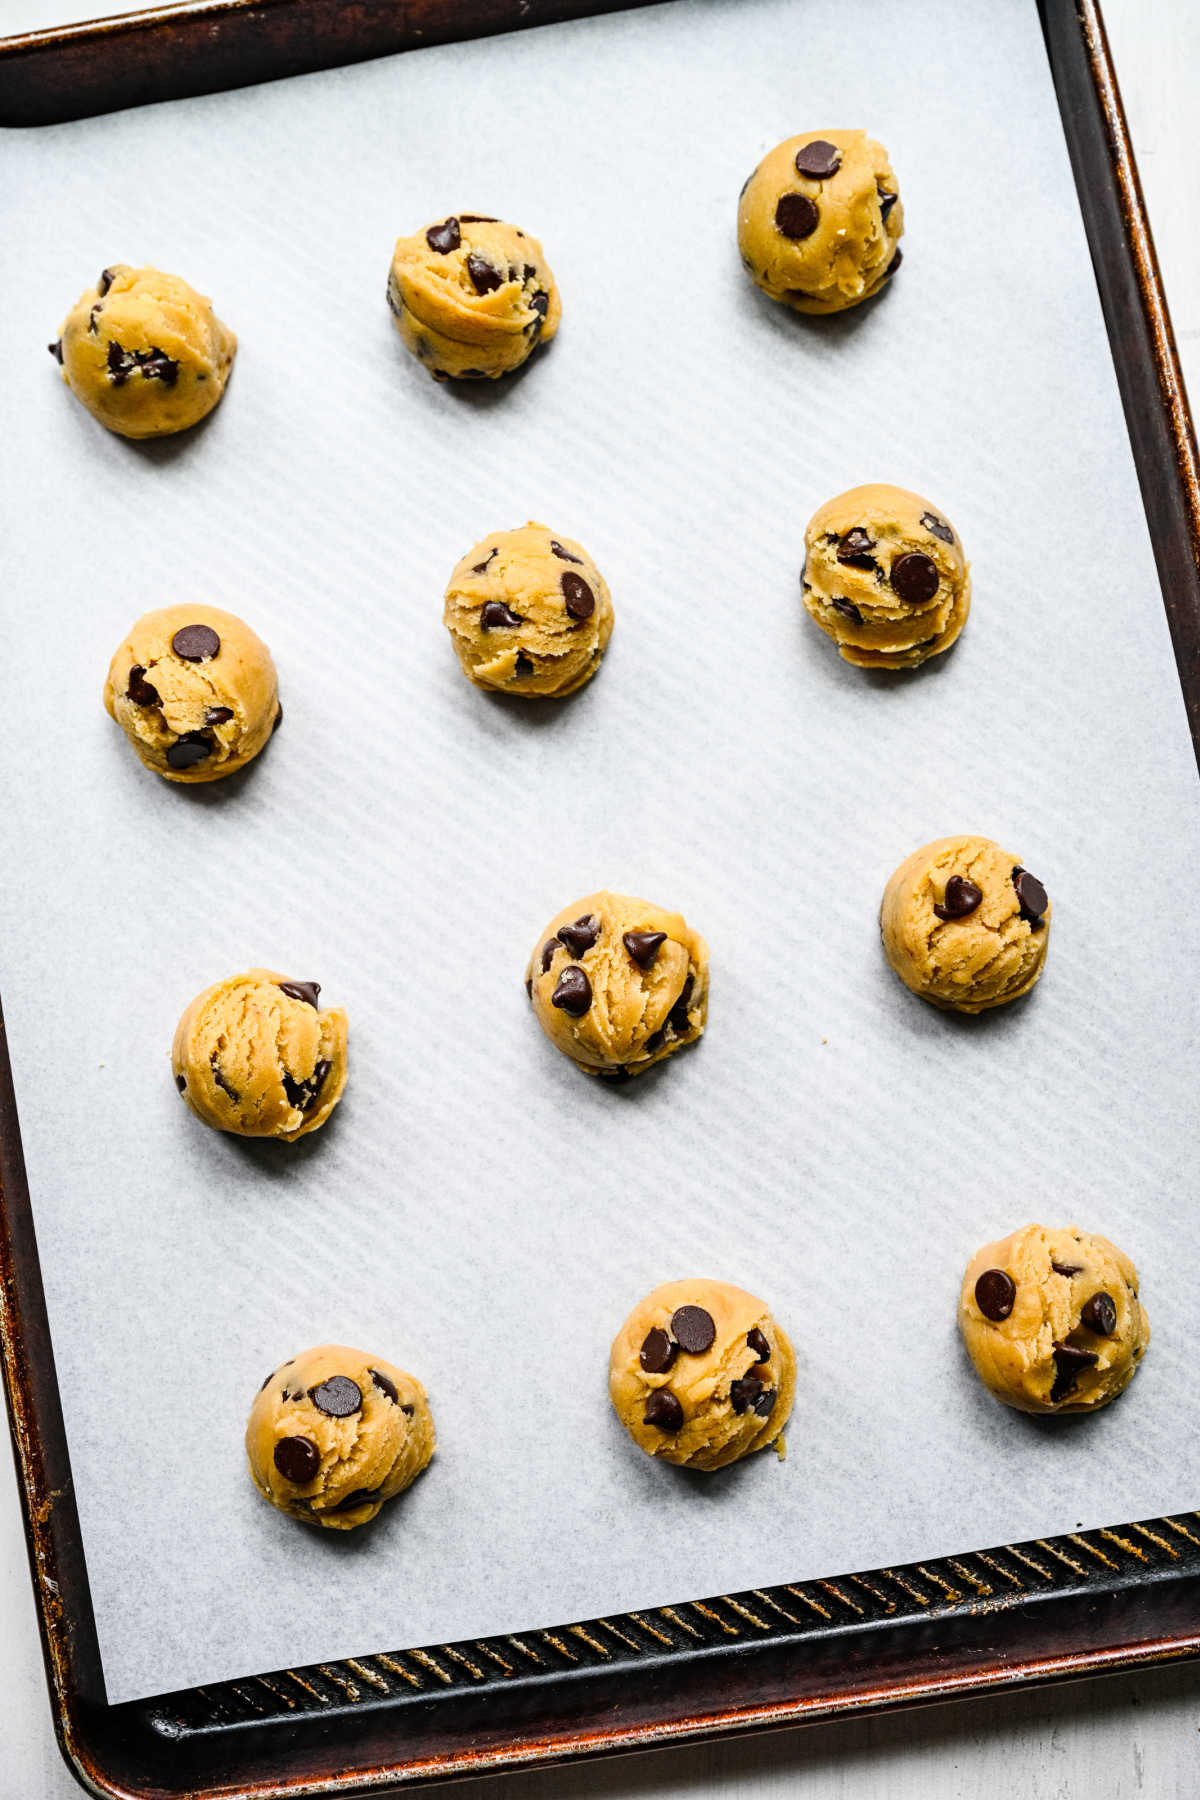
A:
3;0;1198;1792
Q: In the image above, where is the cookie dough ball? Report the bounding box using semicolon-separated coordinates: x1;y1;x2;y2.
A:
881;835;1050;1013
247;1346;435;1529
526;891;707;1077
103;605;280;782
388;214;560;381
49;264;236;438
172;970;348;1141
610;1280;795;1470
444;523;614;698
803;485;969;669
959;1225;1149;1415
737;131;903;315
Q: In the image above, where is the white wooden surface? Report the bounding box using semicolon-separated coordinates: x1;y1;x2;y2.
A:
3;2;1199;1792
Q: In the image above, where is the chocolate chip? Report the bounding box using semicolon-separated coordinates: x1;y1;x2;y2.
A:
831;598;863;624
109;344;178;386
550;539;583;564
890;552;940;605
260;1370;274;1391
205;706;234;725
278;980;321;1009
48;339;63;363
551;966;592;1016
729;1375;763;1414
426;218;461;253
166;733;212;770
557;915;599;957
643;1388;683;1432
752;1386;777;1417
1050;1342;1098;1404
465;253;501;295
775;193;820;240
623;930;666;969
525;975;533;999
514;651;535;677
481;600;524;629
975;1268;1016;1321
1051;1260;1082;1277
640;1328;678;1374
921;513;955;545
885;246;903;276
210;1058;239;1101
837;528;877;570
1012;868;1048;928
644;1027;667;1055
461;368;488;378
106;340;135;384
402;1403;415;1416
1081;1292;1117;1336
747;1327;771;1363
530;291;550;317
671;1306;716;1355
878;186;898;222
282;1060;331;1112
171;624;221;662
175;1073;187;1093
97;267;116;296
127;665;160;707
794;139;842;179
273;1436;320;1483
668;974;695;1035
273;704;283;734
933;875;983;922
370;1367;399;1404
459;214;498;223
330;1486;381;1512
540;939;559;974
561;573;595;621
89;303;103;335
309;1375;362;1418
472;548;497;574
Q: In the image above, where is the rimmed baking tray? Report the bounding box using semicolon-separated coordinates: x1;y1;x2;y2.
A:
3;0;1200;1794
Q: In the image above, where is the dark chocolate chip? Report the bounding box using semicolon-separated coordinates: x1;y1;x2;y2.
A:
890;552;940;605
668;974;695;1035
525;975;533;1000
1052;1260;1083;1277
282;1060;331;1113
933;875;983;922
885;246;903;275
481;600;524;629
561;572;595;621
273;1435;320;1483
550;539;583;564
309;1375;362;1418
640;1328;678;1374
260;1370;274;1391
48;339;63;362
551;966;592;1016
1050;1342;1099;1404
794;139;842;179
752;1386;776;1417
98;267;116;296
466;252;501;294
643;1388;684;1432
370;1367;399;1404
135;347;178;386
426;218;461;254
89;303;103;335
171;623;221;662
975;1268;1016;1321
471;548;497;574
330;1486;381;1512
730;1375;763;1414
747;1327;771;1363
106;340;135;384
402;1403;415;1416
210;1058;239;1101
1012;868;1048;928
775;193;820;240
831;597;863;624
514;651;535;677
878;184;898;222
1081;1292;1117;1336
127;665;160;707
557;915;599;957
459;214;498;223
530;290;550;317
166;732;212;770
671;1305;716;1355
460;368;488;378
278;980;321;1009
624;930;666;969
837;528;877;569
644;1027;667;1055
540;939;559;974
922;512;955;545
175;1073;187;1093
205;706;234;725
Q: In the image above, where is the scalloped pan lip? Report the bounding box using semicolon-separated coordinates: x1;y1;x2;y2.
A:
3;1;1200;1794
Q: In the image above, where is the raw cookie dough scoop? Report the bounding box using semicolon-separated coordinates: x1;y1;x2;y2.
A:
388;214;560;380
444;522;613;698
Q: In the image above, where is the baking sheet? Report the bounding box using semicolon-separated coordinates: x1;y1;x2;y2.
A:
2;0;1198;1708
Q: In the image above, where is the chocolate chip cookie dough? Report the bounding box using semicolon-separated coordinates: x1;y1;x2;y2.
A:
444;523;613;697
803;485;969;668
103;605;280;782
610;1280;795;1469
959;1225;1149;1414
526;891;707;1077
737;131;903;315
247;1346;435;1529
49;264;236;438
388;215;560;380
173;970;348;1141
881;835;1050;1013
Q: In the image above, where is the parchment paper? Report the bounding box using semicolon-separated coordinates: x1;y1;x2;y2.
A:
2;0;1198;1708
